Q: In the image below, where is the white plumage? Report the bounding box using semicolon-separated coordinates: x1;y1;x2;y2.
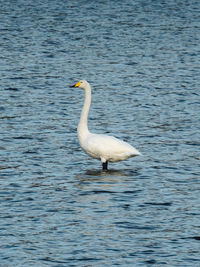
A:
73;80;140;170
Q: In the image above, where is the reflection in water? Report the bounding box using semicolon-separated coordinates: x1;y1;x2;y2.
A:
76;167;141;182
75;167;142;192
85;168;141;177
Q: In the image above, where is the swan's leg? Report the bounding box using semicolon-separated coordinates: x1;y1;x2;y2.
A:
102;161;108;170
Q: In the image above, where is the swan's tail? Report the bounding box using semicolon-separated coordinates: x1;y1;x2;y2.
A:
131;147;142;156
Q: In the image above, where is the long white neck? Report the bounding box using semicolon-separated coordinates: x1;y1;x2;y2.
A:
77;84;91;141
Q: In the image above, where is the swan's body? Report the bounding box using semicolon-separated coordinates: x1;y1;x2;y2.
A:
73;80;140;170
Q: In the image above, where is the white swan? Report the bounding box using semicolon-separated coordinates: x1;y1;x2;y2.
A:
73;80;141;170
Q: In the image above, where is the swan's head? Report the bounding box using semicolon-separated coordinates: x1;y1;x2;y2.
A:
73;80;90;90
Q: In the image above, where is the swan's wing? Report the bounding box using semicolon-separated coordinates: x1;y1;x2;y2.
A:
84;134;140;161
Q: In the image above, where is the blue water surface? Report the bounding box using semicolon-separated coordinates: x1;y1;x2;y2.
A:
0;0;200;266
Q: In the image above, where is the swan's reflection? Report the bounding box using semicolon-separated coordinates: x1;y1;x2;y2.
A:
75;167;141;190
85;168;140;177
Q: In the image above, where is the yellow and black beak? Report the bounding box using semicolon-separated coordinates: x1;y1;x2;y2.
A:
71;81;81;88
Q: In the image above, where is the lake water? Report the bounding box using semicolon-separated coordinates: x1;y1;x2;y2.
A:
0;0;200;266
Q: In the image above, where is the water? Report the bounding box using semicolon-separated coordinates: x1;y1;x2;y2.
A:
0;0;200;266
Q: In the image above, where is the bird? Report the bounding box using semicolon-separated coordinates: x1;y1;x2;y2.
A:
72;80;141;170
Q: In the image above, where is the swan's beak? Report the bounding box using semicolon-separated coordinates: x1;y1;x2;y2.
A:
72;81;81;88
